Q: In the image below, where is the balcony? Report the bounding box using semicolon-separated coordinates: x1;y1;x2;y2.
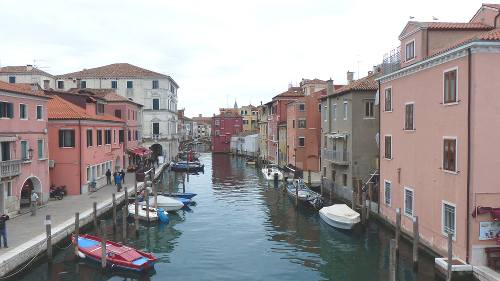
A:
382;46;401;75
322;149;349;165
0;159;22;178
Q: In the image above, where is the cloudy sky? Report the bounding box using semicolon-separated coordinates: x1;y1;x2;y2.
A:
0;0;485;117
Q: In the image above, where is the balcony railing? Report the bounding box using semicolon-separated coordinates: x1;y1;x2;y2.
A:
0;159;22;177
382;46;401;75
322;149;349;165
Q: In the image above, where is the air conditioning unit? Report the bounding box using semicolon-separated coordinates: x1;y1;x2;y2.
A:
48;160;55;168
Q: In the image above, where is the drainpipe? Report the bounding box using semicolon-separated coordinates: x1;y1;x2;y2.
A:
78;120;82;195
466;47;472;264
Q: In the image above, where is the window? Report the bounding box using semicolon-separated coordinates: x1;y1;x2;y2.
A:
298;119;307;128
96;103;104;115
128;130;131;141
105;129;111;145
111;81;118;89
57;81;64;89
81;81;87;89
152;99;160;110
298;103;305;111
343;101;348;120
214;119;220;127
36;105;43;120
384;135;392;159
443;138;457;172
0;102;14;118
342;174;347;187
135;130;138;141
385;88;392;112
318;103;322;112
59;129;75;148
0;142;10;161
113;130;116;143
19;104;27;119
292;120;295;128
127;81;133;89
404;103;414;130
405;40;415;61
86;129;93;147
153;123;160;135
384;181;391;206
21;140;29;160
152;80;159;89
37;139;44;159
242;120;248;125
404;188;414;217
119;130;124;143
114;110;122;118
298;137;305;147
215;130;220;136
442;202;456;236
444;69;458;104
364;99;375;118
8;76;15;83
43;80;50;89
332;104;337;120
97;130;102;146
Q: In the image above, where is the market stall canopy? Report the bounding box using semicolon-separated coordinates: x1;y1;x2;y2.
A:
128;147;152;157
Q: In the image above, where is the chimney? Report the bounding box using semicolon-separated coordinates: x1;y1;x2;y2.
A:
199;114;202;118
26;64;33;71
347;71;354;83
368;71;374;76
326;78;334;96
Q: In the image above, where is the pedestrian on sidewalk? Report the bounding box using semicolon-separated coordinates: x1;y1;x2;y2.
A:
115;172;123;192
0;214;9;248
30;190;39;216
113;171;118;185
120;169;126;184
105;169;112;185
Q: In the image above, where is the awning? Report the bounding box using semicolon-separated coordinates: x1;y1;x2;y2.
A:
0;135;17;142
127;147;152;157
327;133;348;139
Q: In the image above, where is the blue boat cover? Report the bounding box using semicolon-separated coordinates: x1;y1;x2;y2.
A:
78;237;100;248
157;208;169;223
132;257;149;266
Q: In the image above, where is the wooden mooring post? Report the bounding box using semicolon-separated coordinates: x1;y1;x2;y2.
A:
134;189;139;235
124;188;128;204
295;182;299;206
100;220;107;269
93;202;98;234
45;214;52;262
153;180;158;208
307;170;311;185
361;191;367;225
183;173;186;193
122;205;127;241
447;231;453;281
413;216;419;269
145;191;150;222
396;208;401;254
112;193;117;230
351;192;357;211
389;239;397;281
367;182;373;220
74;212;80;257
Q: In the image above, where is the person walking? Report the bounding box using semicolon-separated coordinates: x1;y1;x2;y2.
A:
0;214;9;248
30;190;39;216
105;169;112;185
113;171;118;185
120;169;126;184
114;172;123;192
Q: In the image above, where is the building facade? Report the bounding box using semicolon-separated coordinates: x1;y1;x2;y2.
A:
239;104;258;132
211;110;242;153
257;103;270;162
0;65;55;90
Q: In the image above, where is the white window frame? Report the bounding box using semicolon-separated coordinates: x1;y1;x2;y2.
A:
404;187;414;217
442;136;458;174
343;101;348;120
37;139;45;159
298;136;305;147
298;103;306;111
384;86;392;112
364;99;375;119
20;140;29;161
405;39;415;62
36;105;43;121
404;102;415;131
152;122;160;135
442;200;457;240
443;67;459;105
152;98;160;110
384;134;392;160
19;103;28;120
384;180;392;206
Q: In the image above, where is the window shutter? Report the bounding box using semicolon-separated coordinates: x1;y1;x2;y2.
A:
59;130;64;147
7;103;13;118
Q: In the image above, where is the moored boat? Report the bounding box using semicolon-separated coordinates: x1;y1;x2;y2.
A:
127;203;169;223
261;164;283;181
139;195;184;211
73;234;157;272
286;179;323;209
163;192;197;199
170;161;204;172
319;204;360;230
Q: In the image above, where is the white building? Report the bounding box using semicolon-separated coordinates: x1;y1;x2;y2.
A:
56;63;179;161
0;65;55;89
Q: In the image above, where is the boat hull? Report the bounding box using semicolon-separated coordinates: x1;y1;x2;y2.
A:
319;211;357;230
139;196;184;211
164;192;197;199
261;169;283;181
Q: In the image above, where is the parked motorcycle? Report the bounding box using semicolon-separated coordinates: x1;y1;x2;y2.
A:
49;185;65;200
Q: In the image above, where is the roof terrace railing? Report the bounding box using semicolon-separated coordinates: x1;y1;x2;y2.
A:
382;46;401;75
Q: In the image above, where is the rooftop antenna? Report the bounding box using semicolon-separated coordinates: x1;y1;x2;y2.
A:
432;16;439;21
409;16;415;20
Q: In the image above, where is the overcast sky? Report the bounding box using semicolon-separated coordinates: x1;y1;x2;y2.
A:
0;0;486;117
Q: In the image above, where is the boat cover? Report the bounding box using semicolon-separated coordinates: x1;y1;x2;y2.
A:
321;204;360;224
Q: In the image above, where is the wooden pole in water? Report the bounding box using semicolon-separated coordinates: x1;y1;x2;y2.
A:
122;205;127;241
320;176;323;196
361;191;367;225
145;191;150;222
396;208;401;254
112;193;117;230
134;176;138;196
389;239;397;281
295;181;299;206
413;216;419;269
93;202;98;235
74;212;80;257
183;173;186;193
124;188;128;204
100;220;107;269
134;187;139;235
153;180;158;208
367;182;373;220
447;231;453;281
352;192;357;211
46;214;52;262
308;170;311;185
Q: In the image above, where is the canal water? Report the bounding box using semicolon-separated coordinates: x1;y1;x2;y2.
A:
17;153;439;281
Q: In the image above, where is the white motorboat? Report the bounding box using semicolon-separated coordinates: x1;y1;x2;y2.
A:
139;195;184;211
128;203;168;222
261;165;283;181
319;204;360;230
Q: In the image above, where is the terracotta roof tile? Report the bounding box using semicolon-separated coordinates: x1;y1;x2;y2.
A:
0;66;54;78
67;88;142;106
48;95;124;123
483;3;500;10
0;81;48;98
56;63;171;80
423;22;493;30
429;28;500;57
333;75;378;96
273;87;304;99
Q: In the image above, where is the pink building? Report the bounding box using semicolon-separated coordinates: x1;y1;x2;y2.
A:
211;109;242;153
47;93;125;195
379;4;500;267
287;89;326;172
0;82;50;215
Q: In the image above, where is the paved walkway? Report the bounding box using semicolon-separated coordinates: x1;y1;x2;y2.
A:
0;170;143;253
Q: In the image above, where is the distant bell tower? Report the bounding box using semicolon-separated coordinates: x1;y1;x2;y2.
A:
234;100;238;109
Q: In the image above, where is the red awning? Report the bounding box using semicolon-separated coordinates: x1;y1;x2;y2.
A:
127;147;152;157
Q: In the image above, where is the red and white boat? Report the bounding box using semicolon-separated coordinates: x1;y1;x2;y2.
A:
72;234;157;272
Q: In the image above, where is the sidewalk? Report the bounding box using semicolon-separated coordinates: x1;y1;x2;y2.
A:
0;163;166;277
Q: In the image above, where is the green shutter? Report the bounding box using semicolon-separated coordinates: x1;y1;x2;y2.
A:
59;130;64;147
70;130;75;147
7;103;13;118
38;140;43;158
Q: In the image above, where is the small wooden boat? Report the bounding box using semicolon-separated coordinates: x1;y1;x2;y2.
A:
286;179;324;209
127;204;169;223
245;157;256;165
261;164;283;181
170;161;204;172
163;192;197;199
73;234;157;272
139;195;184;211
319;204;360;230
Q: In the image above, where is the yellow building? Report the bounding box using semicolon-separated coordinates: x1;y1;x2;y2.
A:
239;104;258;132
